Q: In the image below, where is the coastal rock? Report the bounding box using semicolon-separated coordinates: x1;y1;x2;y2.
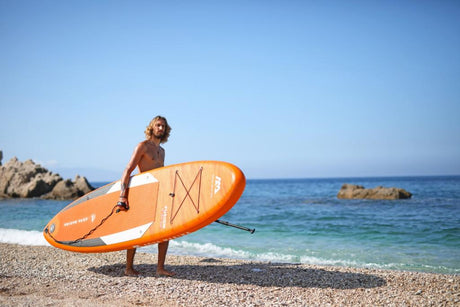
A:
337;184;412;200
0;156;94;199
42;175;93;200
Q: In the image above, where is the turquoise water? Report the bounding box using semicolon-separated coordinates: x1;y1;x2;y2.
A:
1;176;459;274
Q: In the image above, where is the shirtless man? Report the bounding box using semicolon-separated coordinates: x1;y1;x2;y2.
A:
118;115;175;277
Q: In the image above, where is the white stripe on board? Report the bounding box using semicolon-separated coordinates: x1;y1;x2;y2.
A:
107;173;158;194
100;222;153;245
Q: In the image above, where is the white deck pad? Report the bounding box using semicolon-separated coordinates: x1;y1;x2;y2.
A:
101;222;153;245
107;173;158;194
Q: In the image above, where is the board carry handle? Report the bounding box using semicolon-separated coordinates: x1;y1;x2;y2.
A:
116;201;129;213
215;219;255;234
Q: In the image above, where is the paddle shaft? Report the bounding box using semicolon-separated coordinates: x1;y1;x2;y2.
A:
215;219;255;234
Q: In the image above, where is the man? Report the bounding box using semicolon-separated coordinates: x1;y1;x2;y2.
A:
118;115;175;277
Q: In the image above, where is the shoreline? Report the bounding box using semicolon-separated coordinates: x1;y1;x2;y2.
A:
1;243;458;306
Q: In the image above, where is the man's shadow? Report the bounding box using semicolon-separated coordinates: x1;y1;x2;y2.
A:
88;258;386;289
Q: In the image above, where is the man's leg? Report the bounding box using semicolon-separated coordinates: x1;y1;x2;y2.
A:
157;241;175;276
125;248;139;276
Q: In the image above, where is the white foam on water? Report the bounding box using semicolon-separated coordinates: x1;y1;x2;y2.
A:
162;240;299;263
0;228;50;246
168;240;252;258
160;240;458;273
299;255;361;267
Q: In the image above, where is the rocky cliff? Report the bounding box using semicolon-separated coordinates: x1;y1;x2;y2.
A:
337;184;412;200
0;154;94;200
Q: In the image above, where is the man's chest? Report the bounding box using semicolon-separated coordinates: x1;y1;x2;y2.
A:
145;146;163;160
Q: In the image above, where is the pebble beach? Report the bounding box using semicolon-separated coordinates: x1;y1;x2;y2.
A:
1;243;458;306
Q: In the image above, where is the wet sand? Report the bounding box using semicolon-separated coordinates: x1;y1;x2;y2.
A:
1;243;458;306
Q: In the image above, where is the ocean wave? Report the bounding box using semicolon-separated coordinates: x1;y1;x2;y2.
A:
150;240;375;268
154;240;459;274
2;228;457;274
0;228;50;246
168;240;298;263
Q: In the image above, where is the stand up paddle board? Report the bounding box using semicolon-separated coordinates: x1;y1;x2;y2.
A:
43;161;245;253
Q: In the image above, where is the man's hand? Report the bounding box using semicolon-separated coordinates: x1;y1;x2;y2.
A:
116;197;129;212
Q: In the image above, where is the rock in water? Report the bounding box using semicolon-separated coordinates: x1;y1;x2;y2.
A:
0;156;94;200
42;175;94;200
337;184;412;200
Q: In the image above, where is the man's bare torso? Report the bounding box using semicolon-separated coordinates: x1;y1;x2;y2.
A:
137;140;165;172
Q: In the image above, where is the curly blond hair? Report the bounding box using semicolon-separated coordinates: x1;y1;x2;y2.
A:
144;116;171;143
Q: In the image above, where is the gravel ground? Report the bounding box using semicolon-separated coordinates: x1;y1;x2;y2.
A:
1;243;458;306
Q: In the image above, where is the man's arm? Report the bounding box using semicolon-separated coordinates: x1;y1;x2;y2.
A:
119;142;145;205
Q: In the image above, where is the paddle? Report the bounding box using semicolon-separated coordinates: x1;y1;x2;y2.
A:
215;220;255;234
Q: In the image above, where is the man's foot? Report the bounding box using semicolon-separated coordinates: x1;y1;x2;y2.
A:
124;268;140;276
156;268;175;277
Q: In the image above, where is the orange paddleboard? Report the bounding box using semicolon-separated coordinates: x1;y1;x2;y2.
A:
43;161;245;253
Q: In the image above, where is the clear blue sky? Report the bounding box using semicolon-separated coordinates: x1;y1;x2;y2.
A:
1;0;459;181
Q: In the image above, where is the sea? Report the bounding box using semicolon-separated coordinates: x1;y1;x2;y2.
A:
1;176;459;275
